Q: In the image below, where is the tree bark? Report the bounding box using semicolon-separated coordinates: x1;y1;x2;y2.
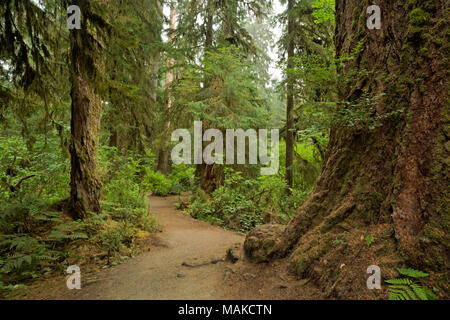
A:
245;0;449;297
157;1;176;175
198;0;238;193
197;0;220;192
68;16;103;220
285;0;295;191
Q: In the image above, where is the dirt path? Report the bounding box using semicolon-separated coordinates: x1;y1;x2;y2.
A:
9;195;318;300
61;195;245;299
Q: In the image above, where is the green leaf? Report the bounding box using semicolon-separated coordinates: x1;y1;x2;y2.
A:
411;284;429;300
365;234;374;247
385;278;412;285
397;268;429;278
23;255;32;265
389;288;410;300
424;287;437;300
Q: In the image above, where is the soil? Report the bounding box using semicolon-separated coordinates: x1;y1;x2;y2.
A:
6;195;322;300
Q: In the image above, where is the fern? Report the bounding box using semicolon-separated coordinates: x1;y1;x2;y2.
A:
48;230;88;240
385;278;412;285
386;268;436;300
0;235;58;280
365;234;374;247
48;222;89;241
397;268;429;278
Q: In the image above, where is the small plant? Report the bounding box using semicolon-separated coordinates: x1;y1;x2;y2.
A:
333;231;347;245
386;268;437;300
365;234;374;247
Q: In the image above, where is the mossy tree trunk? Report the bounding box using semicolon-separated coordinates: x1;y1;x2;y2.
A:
197;1;233;194
285;0;295;192
68;6;103;220
157;1;176;176
245;0;449;296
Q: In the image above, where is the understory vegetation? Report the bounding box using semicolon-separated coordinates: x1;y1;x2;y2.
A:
186;143;319;233
0;133;191;294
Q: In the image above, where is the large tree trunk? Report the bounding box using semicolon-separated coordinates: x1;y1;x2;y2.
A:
285;0;295;191
245;0;449;298
68;17;103;220
197;0;221;193
157;1;176;175
200;163;223;194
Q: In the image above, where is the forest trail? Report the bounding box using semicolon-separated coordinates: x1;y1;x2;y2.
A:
10;195;317;300
61;195;244;299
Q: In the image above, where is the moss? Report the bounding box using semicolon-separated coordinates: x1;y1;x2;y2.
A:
263;238;275;248
320;202;355;233
290;237;332;277
419;45;429;57
424;225;447;245
423;1;439;13
409;8;429;26
360;193;384;224
243;224;286;263
407;0;415;10
351;7;359;29
432;37;443;47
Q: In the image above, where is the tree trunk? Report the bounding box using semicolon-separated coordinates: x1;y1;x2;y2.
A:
199;0;238;193
156;147;169;175
285;0;295;191
245;0;449;298
197;0;220;192
109;129;118;148
205;0;214;52
157;1;176;175
200;163;223;194
68;18;103;220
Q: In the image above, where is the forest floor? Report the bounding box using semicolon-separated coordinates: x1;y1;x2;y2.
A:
7;195;322;300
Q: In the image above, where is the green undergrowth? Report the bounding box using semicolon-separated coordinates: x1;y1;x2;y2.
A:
187;168;310;233
0;138;193;297
185;139;321;233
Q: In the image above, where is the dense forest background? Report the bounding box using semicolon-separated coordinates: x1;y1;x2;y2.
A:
0;0;448;299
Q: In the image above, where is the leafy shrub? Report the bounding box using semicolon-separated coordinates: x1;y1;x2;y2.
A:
188;168;307;233
167;165;195;194
143;169;171;196
143;165;194;196
0;136;69;204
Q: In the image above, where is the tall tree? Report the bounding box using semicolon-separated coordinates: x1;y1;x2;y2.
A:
278;0;335;191
175;0;270;193
157;1;176;175
103;0;162;154
285;0;295;191
68;0;110;219
245;0;449;296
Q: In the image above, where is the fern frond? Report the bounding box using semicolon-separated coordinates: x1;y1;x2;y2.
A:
397;268;429;278
389;288;410;300
387;284;417;300
385;278;412;285
411;284;428;300
424;287;437;300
